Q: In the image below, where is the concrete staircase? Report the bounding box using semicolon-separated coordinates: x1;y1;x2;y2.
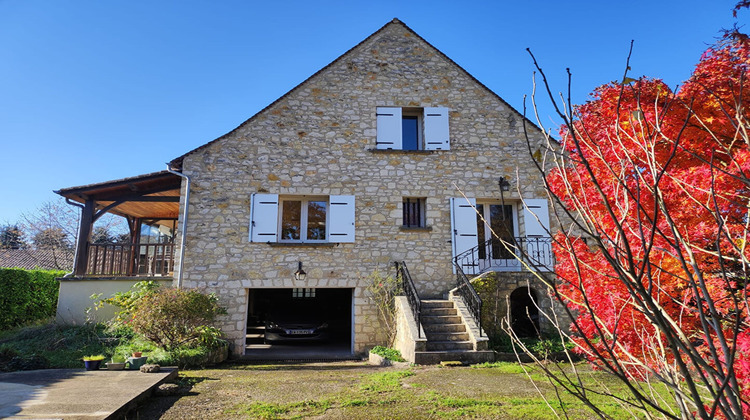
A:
414;299;494;365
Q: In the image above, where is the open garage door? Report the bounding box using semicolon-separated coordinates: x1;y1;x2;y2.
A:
245;288;353;360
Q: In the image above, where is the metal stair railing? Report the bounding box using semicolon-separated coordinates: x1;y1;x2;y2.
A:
451;258;483;337
453;237;554;275
394;261;421;338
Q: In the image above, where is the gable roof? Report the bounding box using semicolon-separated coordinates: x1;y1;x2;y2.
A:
169;18;543;170
0;248;73;271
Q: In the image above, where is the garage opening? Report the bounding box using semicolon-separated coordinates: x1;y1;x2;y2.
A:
245;288;353;360
510;287;540;338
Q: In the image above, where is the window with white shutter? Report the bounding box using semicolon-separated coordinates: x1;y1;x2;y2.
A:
249;194;355;244
450;197;479;274
376;107;450;151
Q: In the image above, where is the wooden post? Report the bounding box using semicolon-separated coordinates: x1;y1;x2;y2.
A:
73;199;95;276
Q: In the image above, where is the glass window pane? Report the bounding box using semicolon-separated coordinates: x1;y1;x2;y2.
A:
281;201;301;240
476;204;486;259
307;201;327;240
490;205;515;259
402;116;419;150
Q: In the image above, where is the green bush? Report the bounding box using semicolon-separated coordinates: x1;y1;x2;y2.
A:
0;268;64;330
370;346;406;362
128;287;226;350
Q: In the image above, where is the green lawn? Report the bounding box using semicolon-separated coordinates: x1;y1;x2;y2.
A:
139;361;673;419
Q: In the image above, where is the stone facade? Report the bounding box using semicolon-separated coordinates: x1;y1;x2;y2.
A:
172;19;553;356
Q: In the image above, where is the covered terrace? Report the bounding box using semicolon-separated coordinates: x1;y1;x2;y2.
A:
55;171;182;278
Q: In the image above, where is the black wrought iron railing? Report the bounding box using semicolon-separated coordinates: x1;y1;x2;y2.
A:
452;259;483;337
86;242;175;277
395;261;422;338
453;237;554;275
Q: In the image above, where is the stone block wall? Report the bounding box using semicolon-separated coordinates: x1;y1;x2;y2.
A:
174;21;554;355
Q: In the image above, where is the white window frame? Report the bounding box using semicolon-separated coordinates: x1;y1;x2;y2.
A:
277;196;329;243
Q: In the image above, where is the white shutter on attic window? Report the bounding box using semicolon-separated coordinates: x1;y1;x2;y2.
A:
328;195;355;243
249;193;279;242
376;107;402;150
450;197;478;274
424;107;450;150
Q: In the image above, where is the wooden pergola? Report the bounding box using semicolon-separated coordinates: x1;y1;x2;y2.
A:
55;171;182;277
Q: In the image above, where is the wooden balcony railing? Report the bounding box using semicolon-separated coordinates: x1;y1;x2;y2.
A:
85;242;175;277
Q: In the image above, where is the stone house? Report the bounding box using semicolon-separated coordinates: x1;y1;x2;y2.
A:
56;19;560;362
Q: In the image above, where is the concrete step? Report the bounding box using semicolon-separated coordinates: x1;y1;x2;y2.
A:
421;307;457;317
425;331;470;341
426;341;474;351
423;323;466;333
421;315;462;324
421;300;454;309
414;350;495;365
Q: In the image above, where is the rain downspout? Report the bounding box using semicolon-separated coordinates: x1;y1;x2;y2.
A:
166;164;191;289
63;198;84;278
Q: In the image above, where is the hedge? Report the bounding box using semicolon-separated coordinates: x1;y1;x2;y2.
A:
0;268;64;330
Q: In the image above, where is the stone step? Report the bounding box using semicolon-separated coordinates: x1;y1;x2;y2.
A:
414;350;495;365
426;341;474;351
421;307;457;317
421;315;462;325
423;323;466;333
425;331;470;341
421;300;454;309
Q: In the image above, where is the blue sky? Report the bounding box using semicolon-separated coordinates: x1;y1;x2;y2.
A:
0;0;743;224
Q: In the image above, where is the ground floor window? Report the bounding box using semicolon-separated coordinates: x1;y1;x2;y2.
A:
280;198;327;241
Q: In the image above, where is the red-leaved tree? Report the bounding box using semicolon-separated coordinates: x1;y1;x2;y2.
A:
524;35;750;419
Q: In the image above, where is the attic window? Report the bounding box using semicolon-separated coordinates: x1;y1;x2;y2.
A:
376;107;450;151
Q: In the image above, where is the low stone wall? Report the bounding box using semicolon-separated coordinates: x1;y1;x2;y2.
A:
56;277;173;324
392;296;426;363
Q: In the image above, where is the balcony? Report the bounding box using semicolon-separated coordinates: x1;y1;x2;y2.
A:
85;242;175;277
454;237;554;275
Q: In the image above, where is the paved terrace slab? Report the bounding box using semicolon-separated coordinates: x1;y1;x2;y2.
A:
0;367;177;419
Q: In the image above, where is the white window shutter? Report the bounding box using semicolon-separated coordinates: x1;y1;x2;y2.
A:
522;198;553;270
249;193;279;242
522;199;550;237
376;107;402;150
450;197;478;274
328;195;355;242
424;107;450;150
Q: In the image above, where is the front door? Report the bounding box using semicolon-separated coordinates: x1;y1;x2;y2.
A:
475;203;518;268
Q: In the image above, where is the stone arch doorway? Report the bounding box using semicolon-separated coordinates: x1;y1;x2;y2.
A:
510;287;539;338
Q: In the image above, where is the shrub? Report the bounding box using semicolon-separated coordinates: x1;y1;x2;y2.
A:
364;270;402;346
0;268;64;330
128;287;225;350
370;346;406;362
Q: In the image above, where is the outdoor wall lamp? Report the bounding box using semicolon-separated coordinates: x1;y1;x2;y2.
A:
498;176;511;192
294;261;307;282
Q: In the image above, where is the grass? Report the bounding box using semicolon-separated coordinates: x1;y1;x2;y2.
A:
140;361;675;420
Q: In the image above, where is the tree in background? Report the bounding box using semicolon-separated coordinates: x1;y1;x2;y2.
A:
0;225;27;250
522;33;750;419
20;198;128;250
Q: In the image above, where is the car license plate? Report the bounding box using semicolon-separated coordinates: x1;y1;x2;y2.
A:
287;329;313;335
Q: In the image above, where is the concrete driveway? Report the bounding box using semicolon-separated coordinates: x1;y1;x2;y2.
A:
0;368;176;419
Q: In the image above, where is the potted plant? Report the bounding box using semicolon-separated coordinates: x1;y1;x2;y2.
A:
132;351;143;358
106;354;127;370
82;355;106;371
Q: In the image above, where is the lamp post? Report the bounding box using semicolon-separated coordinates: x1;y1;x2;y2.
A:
294;261;306;282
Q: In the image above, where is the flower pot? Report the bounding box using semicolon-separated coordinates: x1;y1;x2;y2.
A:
84;360;102;371
132;352;143;358
106;362;126;371
127;356;148;370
